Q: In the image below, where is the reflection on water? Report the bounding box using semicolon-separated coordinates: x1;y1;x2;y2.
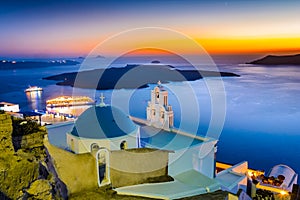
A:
25;91;42;110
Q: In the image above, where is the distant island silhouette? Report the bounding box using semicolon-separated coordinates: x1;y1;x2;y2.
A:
247;54;300;65
95;55;105;59
151;60;161;64
43;64;239;90
0;60;79;70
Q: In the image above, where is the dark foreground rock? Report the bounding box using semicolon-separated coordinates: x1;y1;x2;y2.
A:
43;64;240;90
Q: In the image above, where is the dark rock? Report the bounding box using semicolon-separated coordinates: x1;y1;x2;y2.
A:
151;60;160;64
95;55;105;59
247;54;300;65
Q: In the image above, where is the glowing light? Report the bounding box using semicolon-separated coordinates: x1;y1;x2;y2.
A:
280;190;287;195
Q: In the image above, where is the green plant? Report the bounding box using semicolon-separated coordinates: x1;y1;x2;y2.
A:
12;118;44;136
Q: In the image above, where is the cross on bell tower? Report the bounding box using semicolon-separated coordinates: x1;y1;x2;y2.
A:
99;93;106;107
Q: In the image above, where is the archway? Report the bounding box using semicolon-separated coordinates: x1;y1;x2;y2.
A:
96;148;110;187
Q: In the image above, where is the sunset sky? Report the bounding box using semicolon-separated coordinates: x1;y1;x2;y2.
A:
1;0;300;58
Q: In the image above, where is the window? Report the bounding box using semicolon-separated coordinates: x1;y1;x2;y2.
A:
91;143;100;152
120;140;127;150
169;116;173;127
152;109;156;116
164;96;167;106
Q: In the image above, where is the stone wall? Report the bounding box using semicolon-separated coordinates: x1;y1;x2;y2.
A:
110;148;171;188
45;139;172;195
44;136;98;196
0;114;14;153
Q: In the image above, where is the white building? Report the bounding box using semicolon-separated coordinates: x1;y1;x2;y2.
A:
142;82;216;178
268;164;298;192
116;82;248;198
47;83;248;198
0;102;20;113
66;99;140;154
146;81;174;130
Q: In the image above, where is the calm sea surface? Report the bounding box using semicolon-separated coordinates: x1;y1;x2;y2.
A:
0;58;299;176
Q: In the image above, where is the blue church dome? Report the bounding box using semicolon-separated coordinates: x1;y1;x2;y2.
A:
70;105;137;139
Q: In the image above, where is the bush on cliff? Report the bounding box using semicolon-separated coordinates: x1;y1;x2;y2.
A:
12;117;44;136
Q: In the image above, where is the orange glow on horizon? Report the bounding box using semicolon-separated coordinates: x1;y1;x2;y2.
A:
123;48;177;56
97;36;300;56
19;36;300;57
196;37;300;55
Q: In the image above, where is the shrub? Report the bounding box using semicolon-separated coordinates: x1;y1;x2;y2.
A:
12;118;44;136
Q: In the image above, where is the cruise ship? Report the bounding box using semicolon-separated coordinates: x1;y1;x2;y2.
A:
46;96;95;107
24;86;43;92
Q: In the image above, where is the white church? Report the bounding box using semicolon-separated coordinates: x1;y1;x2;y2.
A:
59;82;248;198
66;94;140;154
46;81;299;199
66;83;222;178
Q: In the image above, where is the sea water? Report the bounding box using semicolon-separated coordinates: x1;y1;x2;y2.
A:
0;58;299;176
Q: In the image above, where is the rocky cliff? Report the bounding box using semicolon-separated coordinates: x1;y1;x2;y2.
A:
0;113;59;199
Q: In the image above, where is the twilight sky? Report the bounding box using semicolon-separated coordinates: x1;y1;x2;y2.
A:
1;0;300;57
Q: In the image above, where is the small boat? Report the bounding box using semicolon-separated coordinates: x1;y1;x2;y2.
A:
25;86;43;92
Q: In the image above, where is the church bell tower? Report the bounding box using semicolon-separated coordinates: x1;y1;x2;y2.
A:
146;81;174;130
